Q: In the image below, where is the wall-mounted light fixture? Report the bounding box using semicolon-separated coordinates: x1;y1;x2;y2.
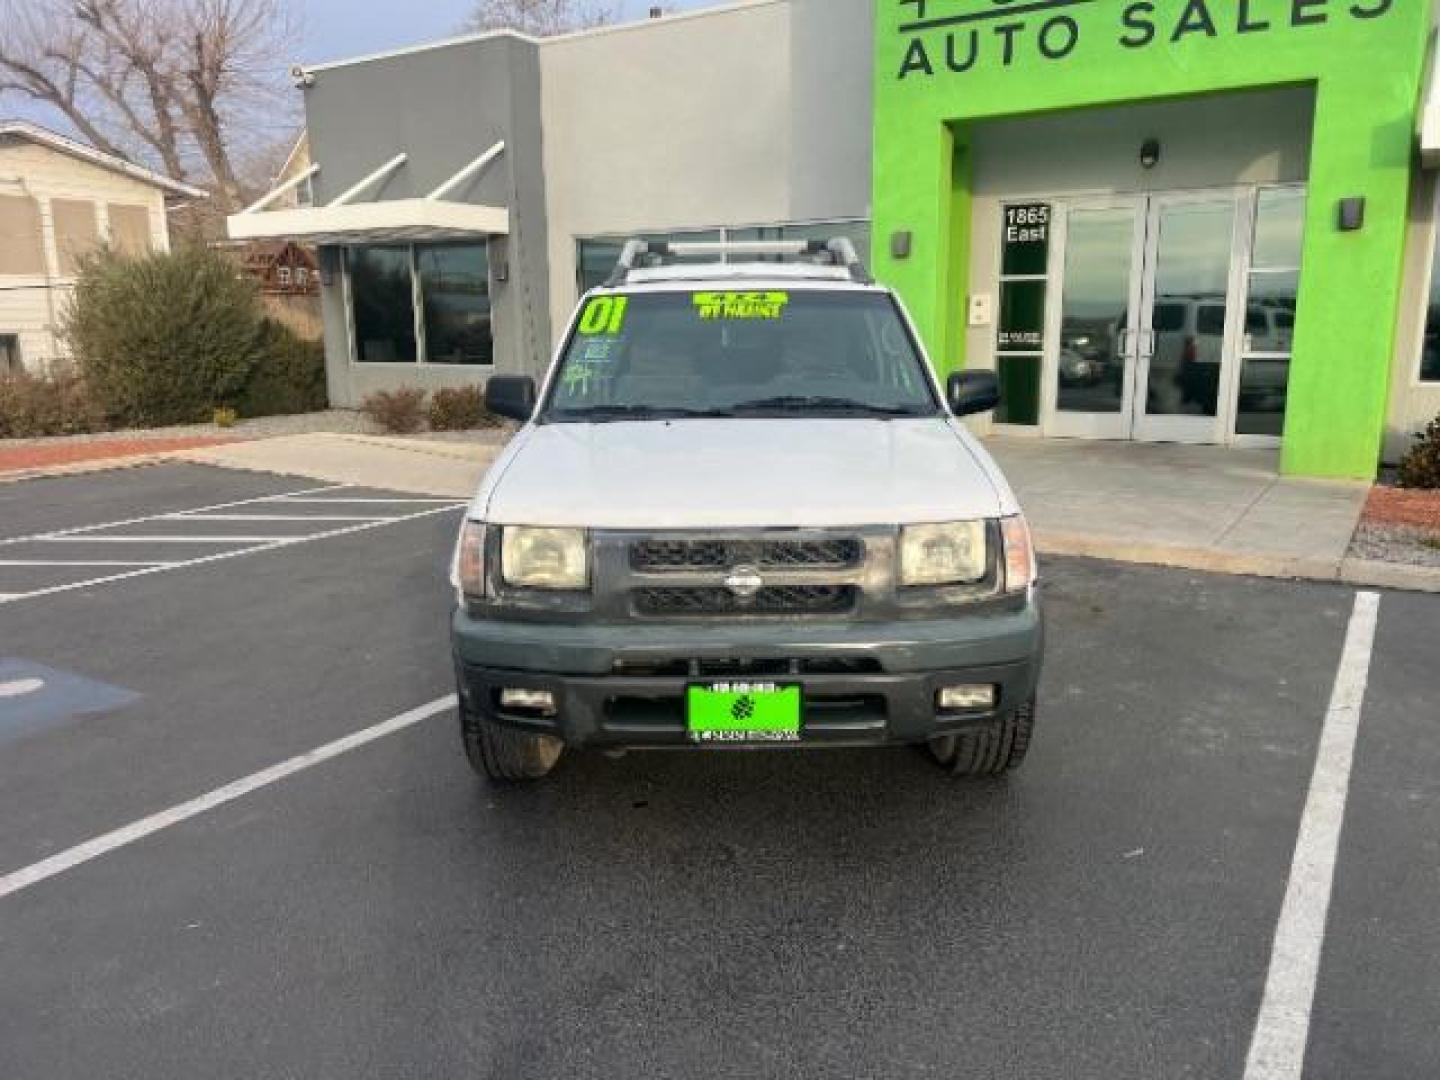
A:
1140;138;1161;170
891;230;913;260
1338;197;1367;232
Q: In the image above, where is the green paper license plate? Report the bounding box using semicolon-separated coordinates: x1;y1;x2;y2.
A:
686;682;802;744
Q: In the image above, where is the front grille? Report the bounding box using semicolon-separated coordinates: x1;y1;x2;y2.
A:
632;536;864;573
634;585;856;618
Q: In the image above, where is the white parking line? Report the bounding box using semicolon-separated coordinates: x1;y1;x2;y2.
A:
0;483;351;547
166;521;394;529
0;503;464;606
1243;590;1382;1080
0;560;180;567
273;497;461;505
48;535;303;544
0;695;457;902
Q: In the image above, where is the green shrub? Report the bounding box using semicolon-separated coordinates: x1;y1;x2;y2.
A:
237;320;328;418
0;372;107;438
63;246;265;426
1398;416;1440;489
427;386;490;431
361;388;426;434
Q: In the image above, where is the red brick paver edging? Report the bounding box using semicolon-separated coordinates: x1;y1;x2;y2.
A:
0;435;241;475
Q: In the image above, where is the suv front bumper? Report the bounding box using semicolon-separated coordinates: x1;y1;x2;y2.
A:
452;596;1043;750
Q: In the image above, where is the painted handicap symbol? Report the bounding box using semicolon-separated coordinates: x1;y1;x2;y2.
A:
0;678;45;699
0;659;138;744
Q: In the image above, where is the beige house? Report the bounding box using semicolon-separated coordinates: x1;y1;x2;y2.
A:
0;120;206;375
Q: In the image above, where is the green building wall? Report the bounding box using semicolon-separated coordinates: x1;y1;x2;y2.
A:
872;0;1432;478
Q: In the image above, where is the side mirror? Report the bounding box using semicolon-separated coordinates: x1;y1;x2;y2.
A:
485;375;537;422
946;370;1001;417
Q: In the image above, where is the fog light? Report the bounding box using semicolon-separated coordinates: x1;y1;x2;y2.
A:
937;685;996;711
499;688;557;716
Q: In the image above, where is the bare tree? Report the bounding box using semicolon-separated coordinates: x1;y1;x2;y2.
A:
0;0;300;213
463;0;621;36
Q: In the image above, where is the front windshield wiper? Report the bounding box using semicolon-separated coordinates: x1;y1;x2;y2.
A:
549;405;733;422
729;395;926;417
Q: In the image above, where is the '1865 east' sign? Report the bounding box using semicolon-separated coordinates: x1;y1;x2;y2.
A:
896;0;1396;79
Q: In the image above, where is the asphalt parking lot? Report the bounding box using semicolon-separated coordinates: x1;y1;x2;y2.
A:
1;463;1436;1079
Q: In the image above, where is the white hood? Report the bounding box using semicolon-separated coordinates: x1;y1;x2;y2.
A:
474;419;1017;529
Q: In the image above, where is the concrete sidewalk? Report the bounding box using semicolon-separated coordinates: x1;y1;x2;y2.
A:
161;426;1433;591
984;437;1395;583
176;433;503;499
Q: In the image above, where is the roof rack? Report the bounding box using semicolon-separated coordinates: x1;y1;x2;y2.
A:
603;237;873;288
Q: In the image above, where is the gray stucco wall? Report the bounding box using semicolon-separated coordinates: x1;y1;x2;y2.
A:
301;34;551;406
538;0;874;340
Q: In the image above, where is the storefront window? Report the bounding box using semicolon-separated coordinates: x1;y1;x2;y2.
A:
348;242;495;365
418;243;493;365
348;246;416;364
577;230;722;293
1236;187;1305;436
995;203;1051;425
1422;223;1440;383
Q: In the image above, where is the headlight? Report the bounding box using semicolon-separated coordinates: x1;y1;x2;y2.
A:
501;526;589;590
452;521;486;599
900;521;987;586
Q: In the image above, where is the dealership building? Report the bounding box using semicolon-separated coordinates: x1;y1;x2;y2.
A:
230;0;1440;478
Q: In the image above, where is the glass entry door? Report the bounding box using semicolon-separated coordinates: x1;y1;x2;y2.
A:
1133;193;1242;443
1043;191;1244;444
1043;197;1146;440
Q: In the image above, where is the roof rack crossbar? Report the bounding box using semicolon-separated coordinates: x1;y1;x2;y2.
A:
602;236;873;287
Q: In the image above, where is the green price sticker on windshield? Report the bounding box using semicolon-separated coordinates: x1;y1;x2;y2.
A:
693;291;789;321
579;295;628;335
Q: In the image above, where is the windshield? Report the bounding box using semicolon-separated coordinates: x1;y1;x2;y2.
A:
542;289;941;421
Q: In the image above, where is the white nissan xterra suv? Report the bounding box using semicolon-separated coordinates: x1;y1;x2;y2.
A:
451;238;1043;783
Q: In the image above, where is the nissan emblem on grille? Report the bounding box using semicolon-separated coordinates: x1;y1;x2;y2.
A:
724;565;765;600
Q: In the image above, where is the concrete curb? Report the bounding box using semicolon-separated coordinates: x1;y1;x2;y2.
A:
1035;529;1440;594
1338;558;1440;594
0;448;209;485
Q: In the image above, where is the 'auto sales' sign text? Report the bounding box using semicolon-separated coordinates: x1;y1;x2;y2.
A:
895;0;1396;79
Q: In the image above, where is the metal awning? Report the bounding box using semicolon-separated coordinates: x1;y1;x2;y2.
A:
1422;30;1440;168
226;142;508;245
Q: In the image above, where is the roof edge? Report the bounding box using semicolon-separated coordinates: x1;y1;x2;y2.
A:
0;120;209;199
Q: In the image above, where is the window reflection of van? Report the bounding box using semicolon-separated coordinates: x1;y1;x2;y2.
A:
1246;305;1294;354
1147;296;1226;415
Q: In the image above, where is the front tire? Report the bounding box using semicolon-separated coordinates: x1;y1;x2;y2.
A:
460;702;564;783
929;697;1036;778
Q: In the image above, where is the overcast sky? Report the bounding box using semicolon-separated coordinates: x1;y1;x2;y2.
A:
297;0;714;65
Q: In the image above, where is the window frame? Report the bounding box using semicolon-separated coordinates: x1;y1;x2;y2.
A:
1228;183;1307;443
992;199;1055;430
343;240;495;368
1413;181;1440;386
